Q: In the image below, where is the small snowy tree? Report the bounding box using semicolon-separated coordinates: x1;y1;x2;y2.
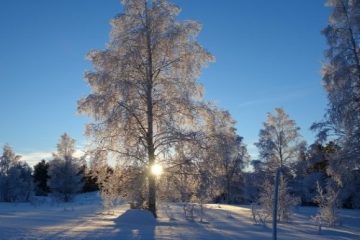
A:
313;181;340;228
255;108;302;224
7;162;33;202
253;177;299;224
0;144;20;174
277;177;300;221
252;180;272;225
202;108;249;203
0;145;18;201
255;108;303;172
47;134;83;202
0;145;33;202
157;105;249;211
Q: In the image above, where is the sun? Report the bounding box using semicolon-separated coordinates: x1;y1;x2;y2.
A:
150;164;163;176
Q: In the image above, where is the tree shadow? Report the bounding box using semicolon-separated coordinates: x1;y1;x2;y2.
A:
112;209;156;240
318;228;360;240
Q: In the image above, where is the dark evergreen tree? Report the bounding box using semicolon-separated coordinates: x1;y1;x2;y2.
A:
81;166;99;193
33;160;50;196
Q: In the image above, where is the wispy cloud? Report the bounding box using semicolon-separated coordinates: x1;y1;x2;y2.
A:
238;86;317;109
19;148;86;167
19;151;53;167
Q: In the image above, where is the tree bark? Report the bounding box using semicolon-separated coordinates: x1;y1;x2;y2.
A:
226;177;231;204
340;0;360;102
148;151;157;217
272;167;281;240
146;83;157;218
144;1;157;218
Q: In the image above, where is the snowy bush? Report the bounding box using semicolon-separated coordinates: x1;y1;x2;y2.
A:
313;181;340;228
255;177;300;224
277;177;301;221
182;201;207;223
251;203;270;225
183;202;196;221
253;180;273;225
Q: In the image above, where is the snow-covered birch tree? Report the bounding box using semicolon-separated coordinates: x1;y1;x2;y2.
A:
0;145;33;202
7;162;33;202
256;108;303;172
314;0;360;149
48;134;83;202
78;0;213;217
255;108;302;222
312;0;360;208
201;108;249;203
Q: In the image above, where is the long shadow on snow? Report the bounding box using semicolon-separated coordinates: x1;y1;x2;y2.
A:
113;209;156;240
112;208;232;240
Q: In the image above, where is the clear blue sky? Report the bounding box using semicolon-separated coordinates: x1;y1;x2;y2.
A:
0;0;329;163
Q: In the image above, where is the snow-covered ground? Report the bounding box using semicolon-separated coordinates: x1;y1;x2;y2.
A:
0;193;359;240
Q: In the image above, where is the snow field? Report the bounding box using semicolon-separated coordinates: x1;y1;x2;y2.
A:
0;193;359;239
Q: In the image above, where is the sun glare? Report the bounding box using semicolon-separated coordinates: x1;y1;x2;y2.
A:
150;164;163;176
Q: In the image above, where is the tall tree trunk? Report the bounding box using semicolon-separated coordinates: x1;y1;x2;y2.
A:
146;85;156;217
145;1;157;218
148;149;157;217
226;177;231;204
340;0;360;102
272;168;281;240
